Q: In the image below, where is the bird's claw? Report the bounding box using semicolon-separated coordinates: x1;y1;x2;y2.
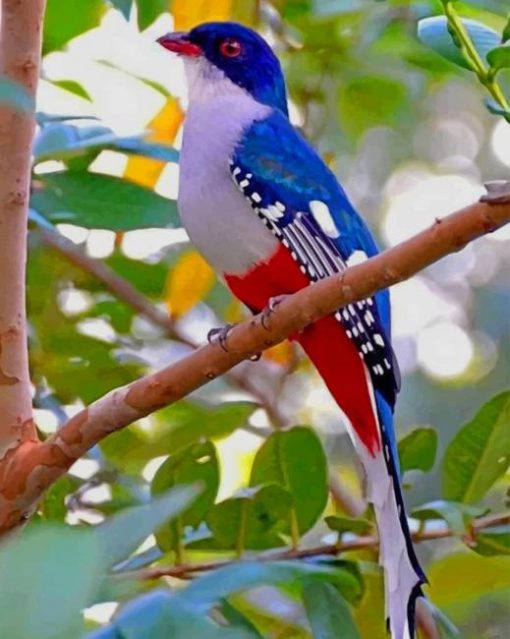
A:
208;325;261;361
207;324;234;352
261;295;288;330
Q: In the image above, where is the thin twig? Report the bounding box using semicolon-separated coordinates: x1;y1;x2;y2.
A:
122;512;510;581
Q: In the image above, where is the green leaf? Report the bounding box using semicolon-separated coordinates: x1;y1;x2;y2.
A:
303;581;360;639
250;426;328;536
0;76;34;112
33;122;179;163
153;401;256;455
101;590;253;639
151;441;219;552
179;560;363;612
43;0;106;54
0;525;102;639
324;515;372;537
472;525;510;556
42;475;81;521
114;137;179;162
200;484;292;551
337;75;408;140
442;391;510;503
96;484;201;566
220;600;264;639
27;240;145;404
503;17;510;43
36;112;99;125
113;545;163;573
110;0;133;20
428;551;510;607
101;401;257;474
411;500;487;535
417;16;500;70
136;0;169;30
484;97;510;121
33;123;110;160
306;559;364;606
50;79;92;101
398;427;438;473
31;171;179;230
487;45;510;70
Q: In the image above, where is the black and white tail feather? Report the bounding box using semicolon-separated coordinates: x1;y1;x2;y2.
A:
349;380;426;639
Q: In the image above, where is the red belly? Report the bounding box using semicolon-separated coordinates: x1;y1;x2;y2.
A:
224;243;309;311
224;244;381;454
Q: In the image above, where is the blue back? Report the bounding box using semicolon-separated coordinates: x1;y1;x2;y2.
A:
232;110;400;408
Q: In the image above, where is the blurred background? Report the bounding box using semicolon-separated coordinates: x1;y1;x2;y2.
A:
22;1;510;637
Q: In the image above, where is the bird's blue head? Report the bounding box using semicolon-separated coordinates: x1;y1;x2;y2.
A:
158;22;288;115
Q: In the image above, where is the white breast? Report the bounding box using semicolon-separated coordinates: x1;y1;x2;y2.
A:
178;86;278;275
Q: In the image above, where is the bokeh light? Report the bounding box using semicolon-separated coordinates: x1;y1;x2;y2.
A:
417;322;474;379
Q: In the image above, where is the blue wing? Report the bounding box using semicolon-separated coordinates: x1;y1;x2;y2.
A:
231;110;400;408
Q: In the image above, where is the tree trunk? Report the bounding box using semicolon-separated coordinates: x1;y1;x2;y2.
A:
0;1;45;463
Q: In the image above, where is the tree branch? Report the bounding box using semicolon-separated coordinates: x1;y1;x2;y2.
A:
37;222;367;516
120;512;510;581
0;1;45;457
1;190;509;532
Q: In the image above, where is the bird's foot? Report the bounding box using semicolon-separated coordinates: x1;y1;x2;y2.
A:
261;295;288;330
481;180;510;204
207;324;234;352
207;324;261;361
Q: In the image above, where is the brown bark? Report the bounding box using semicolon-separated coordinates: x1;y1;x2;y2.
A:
1;191;508;532
0;1;45;461
121;511;510;581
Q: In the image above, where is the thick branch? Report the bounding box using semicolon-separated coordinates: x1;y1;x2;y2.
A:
122;512;510;581
1;192;509;531
0;1;45;458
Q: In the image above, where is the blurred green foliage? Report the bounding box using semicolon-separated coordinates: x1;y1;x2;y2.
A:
1;0;509;638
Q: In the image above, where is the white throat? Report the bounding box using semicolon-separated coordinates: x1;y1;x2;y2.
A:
183;57;249;104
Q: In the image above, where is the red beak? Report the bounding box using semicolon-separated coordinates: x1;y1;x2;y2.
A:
157;32;202;57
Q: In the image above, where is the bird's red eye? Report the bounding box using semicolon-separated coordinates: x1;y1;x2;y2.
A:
220;38;242;58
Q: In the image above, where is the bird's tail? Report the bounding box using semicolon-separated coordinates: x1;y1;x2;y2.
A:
357;391;426;639
297;317;425;637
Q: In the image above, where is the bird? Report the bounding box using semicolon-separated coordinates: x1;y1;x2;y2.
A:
157;22;425;638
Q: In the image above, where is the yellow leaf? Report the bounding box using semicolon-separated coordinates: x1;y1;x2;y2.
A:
165;250;216;318
263;341;294;368
173;0;233;31
124;97;183;189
